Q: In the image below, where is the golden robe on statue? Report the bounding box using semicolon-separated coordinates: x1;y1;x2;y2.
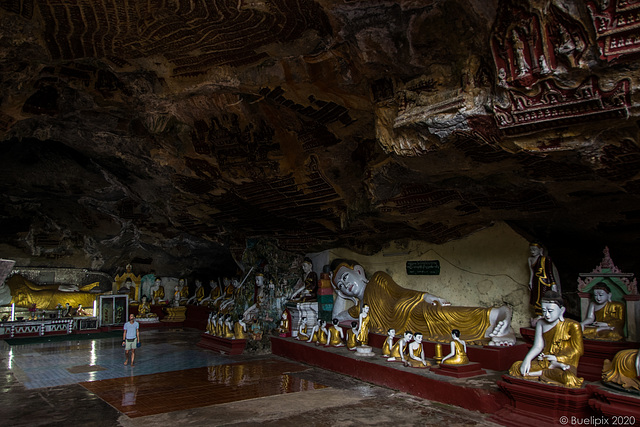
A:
443;340;469;365
509;319;584;388
583;301;625;341
352;272;492;344
602;349;640;391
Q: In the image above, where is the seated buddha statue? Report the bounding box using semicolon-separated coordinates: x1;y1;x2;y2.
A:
277;311;290;335
187;280;205;305
296;317;309;341
345;321;358;350
404;332;431;368
206;312;217;334
509;292;584;388
580;284;625;341
151;278;165;305
179;279;189;304
388;331;412;362
602;347;640;391
138;296;151;317
223;315;235;339
307;319;324;344
441;329;469;365
330;260;515;346
201;279;221;306
381;328;395;358
233;318;247;340
326;318;345;347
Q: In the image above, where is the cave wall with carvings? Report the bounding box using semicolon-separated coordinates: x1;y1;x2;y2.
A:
1;0;640;296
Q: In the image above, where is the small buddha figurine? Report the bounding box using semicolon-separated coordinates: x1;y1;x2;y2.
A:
326;318;345;347
173;286;181;307
509;292;584;388
223;315;235;339
151;278;165;305
233;317;247;340
307;319;325;344
63;302;72;317
381;328;396;358
356;304;371;346
179;279;189;303
216;314;225;337
345;321;358;350
404;332;431;368
76;304;88;316
441;329;469;365
205;312;217;334
388;331;413;362
277;311;290;335
138;296;151;317
250;317;263;340
316;320;328;346
296;317;309;341
580;284;625;341
602;347;640;391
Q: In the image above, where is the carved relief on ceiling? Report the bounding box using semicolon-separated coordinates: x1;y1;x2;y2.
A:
586;0;640;62
0;0;332;77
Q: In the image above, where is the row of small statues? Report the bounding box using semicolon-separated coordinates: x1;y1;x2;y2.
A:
204;312;255;340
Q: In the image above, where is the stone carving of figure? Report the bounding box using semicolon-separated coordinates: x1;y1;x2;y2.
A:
346;321;358;350
581;284;625;341
404;332;431;368
528;243;561;320
326;318;345;347
331;260;515;346
356;304;371;345
388;331;413;362
441;329;469;365
509;292;584;388
382;328;395;357
151;278;165;305
296;317;309;341
512;29;530;77
602;347;640;391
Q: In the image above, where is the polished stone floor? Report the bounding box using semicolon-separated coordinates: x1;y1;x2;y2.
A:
1;328;500;426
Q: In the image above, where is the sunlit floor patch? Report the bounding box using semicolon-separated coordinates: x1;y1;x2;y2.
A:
79;358;328;418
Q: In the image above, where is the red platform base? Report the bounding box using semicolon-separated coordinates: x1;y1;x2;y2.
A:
271;336;509;414
588;384;640;418
197;333;247;355
367;332;528;371
431;362;486;378
491;375;594;426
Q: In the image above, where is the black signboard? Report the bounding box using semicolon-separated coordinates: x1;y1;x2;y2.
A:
406;260;440;275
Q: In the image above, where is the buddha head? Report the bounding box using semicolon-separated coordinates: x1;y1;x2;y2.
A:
255;274;264;287
403;331;413;342
331;260;368;301
541;291;565;323
302;258;313;275
592;284;612;304
414;332;423;344
387;328;395;338
154;278;162;288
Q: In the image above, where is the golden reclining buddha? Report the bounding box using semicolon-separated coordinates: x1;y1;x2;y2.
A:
3;274;103;310
330;260;515;346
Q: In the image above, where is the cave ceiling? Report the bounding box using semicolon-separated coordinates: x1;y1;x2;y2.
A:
1;0;640;277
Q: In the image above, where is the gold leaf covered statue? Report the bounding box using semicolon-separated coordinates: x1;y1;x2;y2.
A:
580;284;625;341
404;332;431;368
296;317;309;341
4;274;101;310
602;347;640;391
326;318;345;347
345;321;358;350
509;292;584;388
330;260;515;346
381;328;395;357
441;329;469;365
387;331;412;362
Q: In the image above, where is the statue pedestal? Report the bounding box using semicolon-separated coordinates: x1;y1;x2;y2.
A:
285;301;318;339
197;333;247;355
491;375;593;426
588;384;640;417
162;306;186;322
431;362;486;378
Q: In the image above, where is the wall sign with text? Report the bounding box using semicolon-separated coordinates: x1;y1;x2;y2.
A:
406;260;440;275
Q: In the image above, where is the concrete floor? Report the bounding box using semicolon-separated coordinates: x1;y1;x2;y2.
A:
1;328;501;426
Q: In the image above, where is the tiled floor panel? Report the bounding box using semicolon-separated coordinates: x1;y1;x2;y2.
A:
80;359;327;417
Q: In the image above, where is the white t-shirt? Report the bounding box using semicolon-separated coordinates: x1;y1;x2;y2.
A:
123;321;139;339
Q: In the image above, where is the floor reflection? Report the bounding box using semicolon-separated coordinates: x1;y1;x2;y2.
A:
80;358;328;418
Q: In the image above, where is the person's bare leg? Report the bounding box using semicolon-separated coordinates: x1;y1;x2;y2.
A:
130;349;135;366
124;350;129;365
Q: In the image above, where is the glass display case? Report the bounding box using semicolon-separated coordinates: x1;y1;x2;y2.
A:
99;295;128;327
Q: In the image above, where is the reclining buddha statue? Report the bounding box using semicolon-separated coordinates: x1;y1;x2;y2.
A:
330;259;515;346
